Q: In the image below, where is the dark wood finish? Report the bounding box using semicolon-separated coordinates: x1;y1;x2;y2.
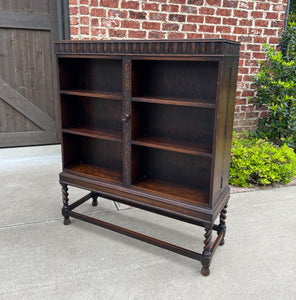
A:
56;40;240;276
0;0;59;147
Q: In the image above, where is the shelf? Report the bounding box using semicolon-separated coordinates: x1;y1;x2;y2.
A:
63;126;122;142
131;96;215;108
65;162;122;183
132;136;212;157
133;177;209;206
60;89;122;100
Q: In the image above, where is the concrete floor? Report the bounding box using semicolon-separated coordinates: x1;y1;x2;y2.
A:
0;145;295;300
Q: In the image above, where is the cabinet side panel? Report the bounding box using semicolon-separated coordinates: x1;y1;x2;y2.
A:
211;56;239;207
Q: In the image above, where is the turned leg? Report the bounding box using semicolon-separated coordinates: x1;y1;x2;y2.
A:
201;226;212;276
91;192;99;206
61;183;71;225
218;203;228;246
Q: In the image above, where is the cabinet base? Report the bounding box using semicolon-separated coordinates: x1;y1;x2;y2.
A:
60;183;228;276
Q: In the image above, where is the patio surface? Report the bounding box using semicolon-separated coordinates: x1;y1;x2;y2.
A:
0;145;295;299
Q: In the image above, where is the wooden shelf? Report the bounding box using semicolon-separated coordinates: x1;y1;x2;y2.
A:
63;126;122;142
65;162;122;183
60;89;122;100
132;136;212;157
133;177;209;206
131;96;215;108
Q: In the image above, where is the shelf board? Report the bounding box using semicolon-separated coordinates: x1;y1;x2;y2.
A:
60;89;122;100
65;162;122;183
63;126;122;142
133;177;209;206
131;96;215;108
132;136;212;157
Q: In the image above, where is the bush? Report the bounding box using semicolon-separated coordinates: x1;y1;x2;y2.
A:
279;13;296;61
250;44;296;149
229;132;296;187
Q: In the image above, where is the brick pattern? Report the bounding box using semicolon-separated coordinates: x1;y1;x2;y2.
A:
69;0;288;131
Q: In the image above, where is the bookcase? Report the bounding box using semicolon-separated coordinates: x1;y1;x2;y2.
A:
55;39;240;276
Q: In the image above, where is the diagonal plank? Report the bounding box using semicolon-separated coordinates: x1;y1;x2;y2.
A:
0;79;56;132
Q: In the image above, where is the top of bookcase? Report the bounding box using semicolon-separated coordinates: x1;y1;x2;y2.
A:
55;39;240;57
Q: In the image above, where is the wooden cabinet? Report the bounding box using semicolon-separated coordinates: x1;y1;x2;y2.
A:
55;39;240;276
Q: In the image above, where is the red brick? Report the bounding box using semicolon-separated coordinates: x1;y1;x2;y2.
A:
255;20;269;27
251;11;263;19
240;51;251;59
206;0;221;5
238;1;252;9
70;27;78;35
253;36;268;44
81;26;89;34
233;27;247;35
169;14;186;22
244;59;260;67
142;2;159;11
80;6;89;15
187;33;203;39
238;36;252;43
187;15;204;23
223;0;238;8
239;19;252;26
273;4;285;11
80;0;88;4
91;8;106;17
70;16;79;25
205;16;221;24
248;28;263;35
80;16;89;25
187;0;203;4
101;18;120;27
266;12;279;20
69;0;77;5
121;1;139;9
169;0;186;4
69;6;78;15
128;30;146;38
271;21;281;27
235;98;247;105
247;44;260;51
162;23;179;31
91;18;99;26
199;7;215;14
108;29;126;37
216;8;231;16
121;20;140;29
108;9;127;18
234;10;248;18
238;67;249;74
100;0;119;8
148;31;165;39
91;28;106;37
161;4;179;12
181;6;198;14
168;32;185;39
253;52;265;59
204;33;221;39
130;11;147;19
216;26;231;33
142;22;161;30
223;18;238;26
149;12;167;21
269;37;279;44
264;28;277;35
242;91;255;98
256;2;270;10
90;0;98;5
199;25;215;33
181;24;197;31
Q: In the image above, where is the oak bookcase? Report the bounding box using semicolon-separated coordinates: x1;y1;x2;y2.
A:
55;39;240;276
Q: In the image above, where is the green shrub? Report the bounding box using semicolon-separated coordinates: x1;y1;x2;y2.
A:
229;132;296;187
279;13;296;61
250;45;296;149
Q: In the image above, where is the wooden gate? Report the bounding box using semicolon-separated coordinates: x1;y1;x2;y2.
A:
0;1;60;147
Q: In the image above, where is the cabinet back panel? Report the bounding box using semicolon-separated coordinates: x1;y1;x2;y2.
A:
61;95;122;132
132;146;211;191
58;58;122;93
63;134;122;172
131;102;214;149
132;60;218;101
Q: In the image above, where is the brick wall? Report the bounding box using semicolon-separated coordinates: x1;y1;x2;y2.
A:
69;0;288;131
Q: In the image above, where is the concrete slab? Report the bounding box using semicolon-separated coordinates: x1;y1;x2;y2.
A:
0;145;295;299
